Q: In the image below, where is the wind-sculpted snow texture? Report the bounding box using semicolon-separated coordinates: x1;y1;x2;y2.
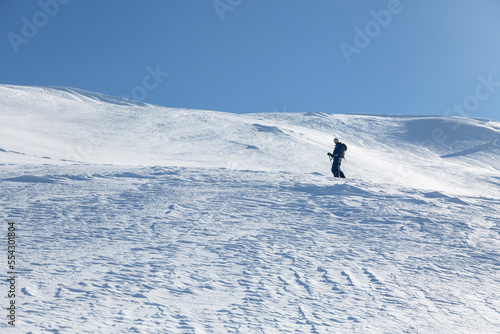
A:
1;85;499;333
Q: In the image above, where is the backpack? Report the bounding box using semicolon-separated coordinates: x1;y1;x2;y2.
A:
341;143;347;158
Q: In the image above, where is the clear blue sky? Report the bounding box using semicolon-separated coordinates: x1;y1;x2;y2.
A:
2;0;500;120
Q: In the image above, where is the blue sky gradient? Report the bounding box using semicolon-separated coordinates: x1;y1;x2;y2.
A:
2;0;500;120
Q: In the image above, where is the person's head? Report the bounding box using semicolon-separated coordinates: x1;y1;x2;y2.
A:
333;138;339;144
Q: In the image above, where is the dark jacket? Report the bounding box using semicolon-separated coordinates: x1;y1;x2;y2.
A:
332;142;344;159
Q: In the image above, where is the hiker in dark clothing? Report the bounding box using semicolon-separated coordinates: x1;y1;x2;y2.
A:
327;138;346;178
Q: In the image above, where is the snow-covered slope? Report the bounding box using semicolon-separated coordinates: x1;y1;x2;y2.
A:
2;85;499;195
1;85;499;333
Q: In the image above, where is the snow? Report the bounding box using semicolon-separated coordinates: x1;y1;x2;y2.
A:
1;84;499;333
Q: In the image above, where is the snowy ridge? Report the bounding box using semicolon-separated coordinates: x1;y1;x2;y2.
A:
0;84;152;107
1;84;499;333
1;85;499;195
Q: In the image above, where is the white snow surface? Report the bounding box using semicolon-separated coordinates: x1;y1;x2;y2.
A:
1;84;499;333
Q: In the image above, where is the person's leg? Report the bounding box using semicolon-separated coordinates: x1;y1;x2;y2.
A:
337;159;345;178
332;159;339;177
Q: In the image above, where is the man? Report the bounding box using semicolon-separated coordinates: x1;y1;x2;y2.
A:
327;138;346;178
